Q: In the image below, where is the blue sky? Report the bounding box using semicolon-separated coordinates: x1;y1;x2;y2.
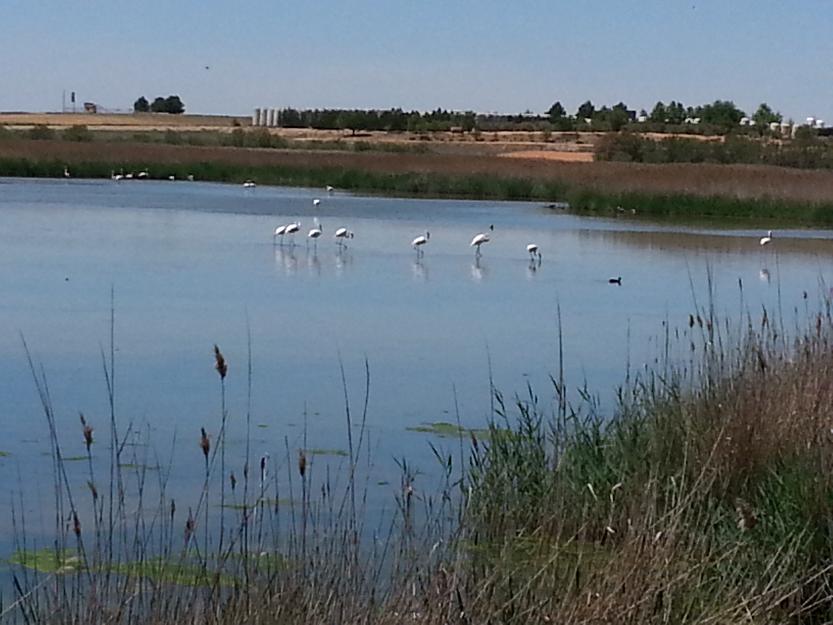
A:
2;0;830;121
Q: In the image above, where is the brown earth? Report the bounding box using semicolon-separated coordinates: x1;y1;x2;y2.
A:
3;138;833;204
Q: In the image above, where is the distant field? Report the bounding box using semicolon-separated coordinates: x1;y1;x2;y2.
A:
0;112;249;128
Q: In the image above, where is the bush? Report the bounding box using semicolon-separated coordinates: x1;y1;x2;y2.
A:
28;124;55;140
62;125;93;142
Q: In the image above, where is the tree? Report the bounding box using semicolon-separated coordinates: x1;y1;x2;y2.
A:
164;95;185;115
752;102;782;126
650;101;666;123
149;95;185;114
547;101;566;123
697;100;745;129
577;100;595;120
133;96;149;113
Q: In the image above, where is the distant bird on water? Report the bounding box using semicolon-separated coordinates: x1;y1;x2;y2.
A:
326;185;335;193
312;198;321;207
609;276;622;285
760;230;773;246
63;166;70;178
412;231;430;256
526;243;541;261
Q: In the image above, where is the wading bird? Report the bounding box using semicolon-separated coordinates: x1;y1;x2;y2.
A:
526;243;541;262
307;222;323;249
470;232;490;257
284;221;301;246
412;231;430;256
273;224;287;244
334;227;354;247
760;230;773;246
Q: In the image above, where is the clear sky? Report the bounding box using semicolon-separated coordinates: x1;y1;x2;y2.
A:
2;0;830;121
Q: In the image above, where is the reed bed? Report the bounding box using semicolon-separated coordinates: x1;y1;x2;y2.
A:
6;286;833;624
2;138;833;223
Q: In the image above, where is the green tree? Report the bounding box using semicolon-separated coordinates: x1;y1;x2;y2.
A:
650;101;666;123
577;100;595;120
163;95;185;114
752;102;782;126
133;96;150;113
547;101;566;123
697;100;745;129
150;97;167;113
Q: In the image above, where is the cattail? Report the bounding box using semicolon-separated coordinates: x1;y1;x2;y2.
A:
170;499;176;521
230;472;237;491
185;509;196;544
73;512;81;537
87;480;98;501
688;314;695;328
298;450;307;477
243;461;249;481
214;344;228;380
80;413;93;450
200;427;210;459
260;455;268;483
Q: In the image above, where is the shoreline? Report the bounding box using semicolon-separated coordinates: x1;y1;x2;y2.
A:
2;139;833;225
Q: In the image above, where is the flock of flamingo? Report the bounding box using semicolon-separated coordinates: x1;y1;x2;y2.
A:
270;193;777;284
271;199;545;265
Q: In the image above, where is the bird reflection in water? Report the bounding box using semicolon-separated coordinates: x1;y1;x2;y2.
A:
471;256;487;282
759;267;771;284
274;246;298;276
527;255;542;279
334;247;354;277
412;258;429;282
307;249;321;276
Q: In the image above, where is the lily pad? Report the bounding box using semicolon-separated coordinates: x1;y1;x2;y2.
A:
9;548;83;574
305;448;348;457
0;451;10;458
405;421;489;437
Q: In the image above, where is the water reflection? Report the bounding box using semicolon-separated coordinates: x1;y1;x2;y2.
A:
307;249;321;276
334;247;354;276
759;268;771;284
470;257;488;282
274;245;298;275
527;256;543;279
412;258;429;282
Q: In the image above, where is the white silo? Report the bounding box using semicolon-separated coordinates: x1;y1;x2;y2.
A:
253;108;261;126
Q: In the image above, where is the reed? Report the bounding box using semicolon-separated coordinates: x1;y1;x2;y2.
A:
6;285;833;624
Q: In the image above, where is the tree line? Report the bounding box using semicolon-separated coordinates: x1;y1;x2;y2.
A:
266;99;791;135
133;95;185;114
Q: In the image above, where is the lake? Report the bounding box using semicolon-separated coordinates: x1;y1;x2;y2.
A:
1;177;832;555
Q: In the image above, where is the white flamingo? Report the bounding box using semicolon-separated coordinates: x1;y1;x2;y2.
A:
470;233;490;257
273;224;287;244
312;198;321;207
284;221;301;246
334;227;354;248
63;166;70;178
760;230;773;246
307;221;323;249
412;231;430;256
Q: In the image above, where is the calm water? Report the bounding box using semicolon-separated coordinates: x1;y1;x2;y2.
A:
1;177;832;552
